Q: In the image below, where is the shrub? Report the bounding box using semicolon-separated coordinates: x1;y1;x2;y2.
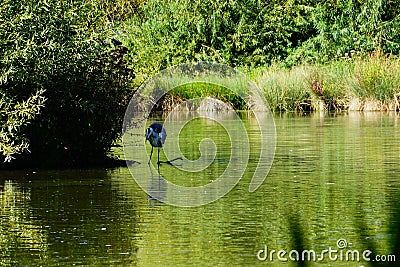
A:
287;0;400;65
121;0;316;84
0;90;45;162
0;0;136;166
122;0;400;74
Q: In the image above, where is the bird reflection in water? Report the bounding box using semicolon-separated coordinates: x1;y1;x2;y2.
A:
147;162;167;206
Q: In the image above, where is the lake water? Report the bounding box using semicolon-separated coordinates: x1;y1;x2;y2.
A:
1;112;400;266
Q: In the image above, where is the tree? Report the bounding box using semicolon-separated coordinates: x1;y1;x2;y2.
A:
0;0;135;166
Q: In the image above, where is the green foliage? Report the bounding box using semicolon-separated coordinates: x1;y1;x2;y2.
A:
0;0;136;165
287;0;400;65
1;0;399;165
97;0;145;24
351;53;400;102
121;0;316;83
120;0;400;112
0;90;45;162
121;0;400;74
164;83;247;110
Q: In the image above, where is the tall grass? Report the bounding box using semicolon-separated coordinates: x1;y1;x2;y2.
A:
247;55;400;112
246;64;313;111
352;53;400;103
156;55;400;112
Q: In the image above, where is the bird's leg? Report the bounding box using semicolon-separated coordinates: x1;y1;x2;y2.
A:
148;146;153;164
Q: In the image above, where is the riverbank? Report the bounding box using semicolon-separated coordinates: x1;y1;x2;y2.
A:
248;53;400;112
155;54;400;112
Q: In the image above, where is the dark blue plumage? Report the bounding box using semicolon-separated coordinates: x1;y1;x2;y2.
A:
145;122;167;163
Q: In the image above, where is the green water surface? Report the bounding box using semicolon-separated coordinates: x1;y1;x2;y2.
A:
1;112;399;266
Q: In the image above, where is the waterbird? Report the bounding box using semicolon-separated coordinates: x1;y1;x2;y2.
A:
145;122;167;164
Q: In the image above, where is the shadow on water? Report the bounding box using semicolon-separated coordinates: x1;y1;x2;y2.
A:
287;208;308;267
389;197;400;267
354;192;400;267
284;173;400;266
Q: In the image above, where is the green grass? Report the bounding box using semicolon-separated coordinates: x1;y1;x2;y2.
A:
352;53;400;102
156;55;400;112
155;54;400;111
166;83;247;110
246;54;400;112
